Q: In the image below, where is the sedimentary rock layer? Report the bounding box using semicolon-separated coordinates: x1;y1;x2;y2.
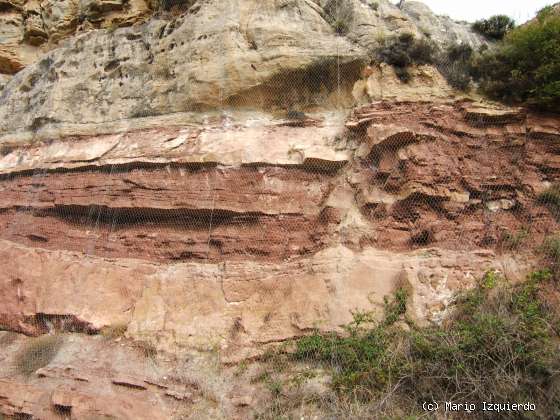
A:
0;116;349;261
0;332;197;419
0;100;557;379
0;0;487;135
349;101;560;250
0;239;532;350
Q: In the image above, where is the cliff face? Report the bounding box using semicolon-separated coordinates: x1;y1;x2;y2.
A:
0;1;558;419
0;0;486;137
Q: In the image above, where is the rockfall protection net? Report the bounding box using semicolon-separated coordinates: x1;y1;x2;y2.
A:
1;0;559;418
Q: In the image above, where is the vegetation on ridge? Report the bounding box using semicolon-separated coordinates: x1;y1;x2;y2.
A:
472;15;516;40
473;6;560;111
376;32;436;82
370;6;558;109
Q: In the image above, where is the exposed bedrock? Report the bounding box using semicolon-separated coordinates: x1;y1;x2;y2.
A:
0;100;558;351
0;0;488;136
0;116;349;261
0;97;558;418
0;1;556;418
348;101;560;250
0;239;532;353
0;332;209;419
0;97;557;420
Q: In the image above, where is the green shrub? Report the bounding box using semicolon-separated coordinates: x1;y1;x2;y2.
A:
14;334;63;375
293;271;560;417
538;184;560;219
437;43;474;91
446;43;474;62
473;8;560;110
383;287;407;326
472;15;515;40
445;66;472;90
408;270;557;410
294;289;408;395
376;33;436;82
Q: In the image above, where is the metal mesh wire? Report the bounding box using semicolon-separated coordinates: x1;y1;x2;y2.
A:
1;0;559;418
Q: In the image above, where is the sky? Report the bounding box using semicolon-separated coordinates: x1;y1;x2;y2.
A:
390;0;556;23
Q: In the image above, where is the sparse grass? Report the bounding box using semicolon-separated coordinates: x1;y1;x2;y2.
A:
332;19;349;35
132;340;158;359
500;228;529;251
170;369;220;403
14;334;63;376
267;378;283;397
324;0;354;36
538;184;560;220
234;360;248;377
374;29;387;44
100;322;128;339
540;236;560;276
291;271;560;418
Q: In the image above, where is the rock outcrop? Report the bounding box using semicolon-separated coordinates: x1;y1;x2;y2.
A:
400;1;483;46
0;0;556;418
349;101;560;251
0;0;487;137
1;100;558;348
0;0;150;77
1;98;557;418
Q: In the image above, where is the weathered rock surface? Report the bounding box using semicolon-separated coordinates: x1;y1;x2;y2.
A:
0;0;150;76
0;112;350;170
0;100;557;350
0;239;532;357
349;101;560;250
0;332;227;419
0;0;366;136
0;73;11;92
352;62;455;102
400;1;483;47
0;1;555;418
0;0;487;137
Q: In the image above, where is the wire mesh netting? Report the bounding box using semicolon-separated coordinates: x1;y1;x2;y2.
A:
0;0;559;419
